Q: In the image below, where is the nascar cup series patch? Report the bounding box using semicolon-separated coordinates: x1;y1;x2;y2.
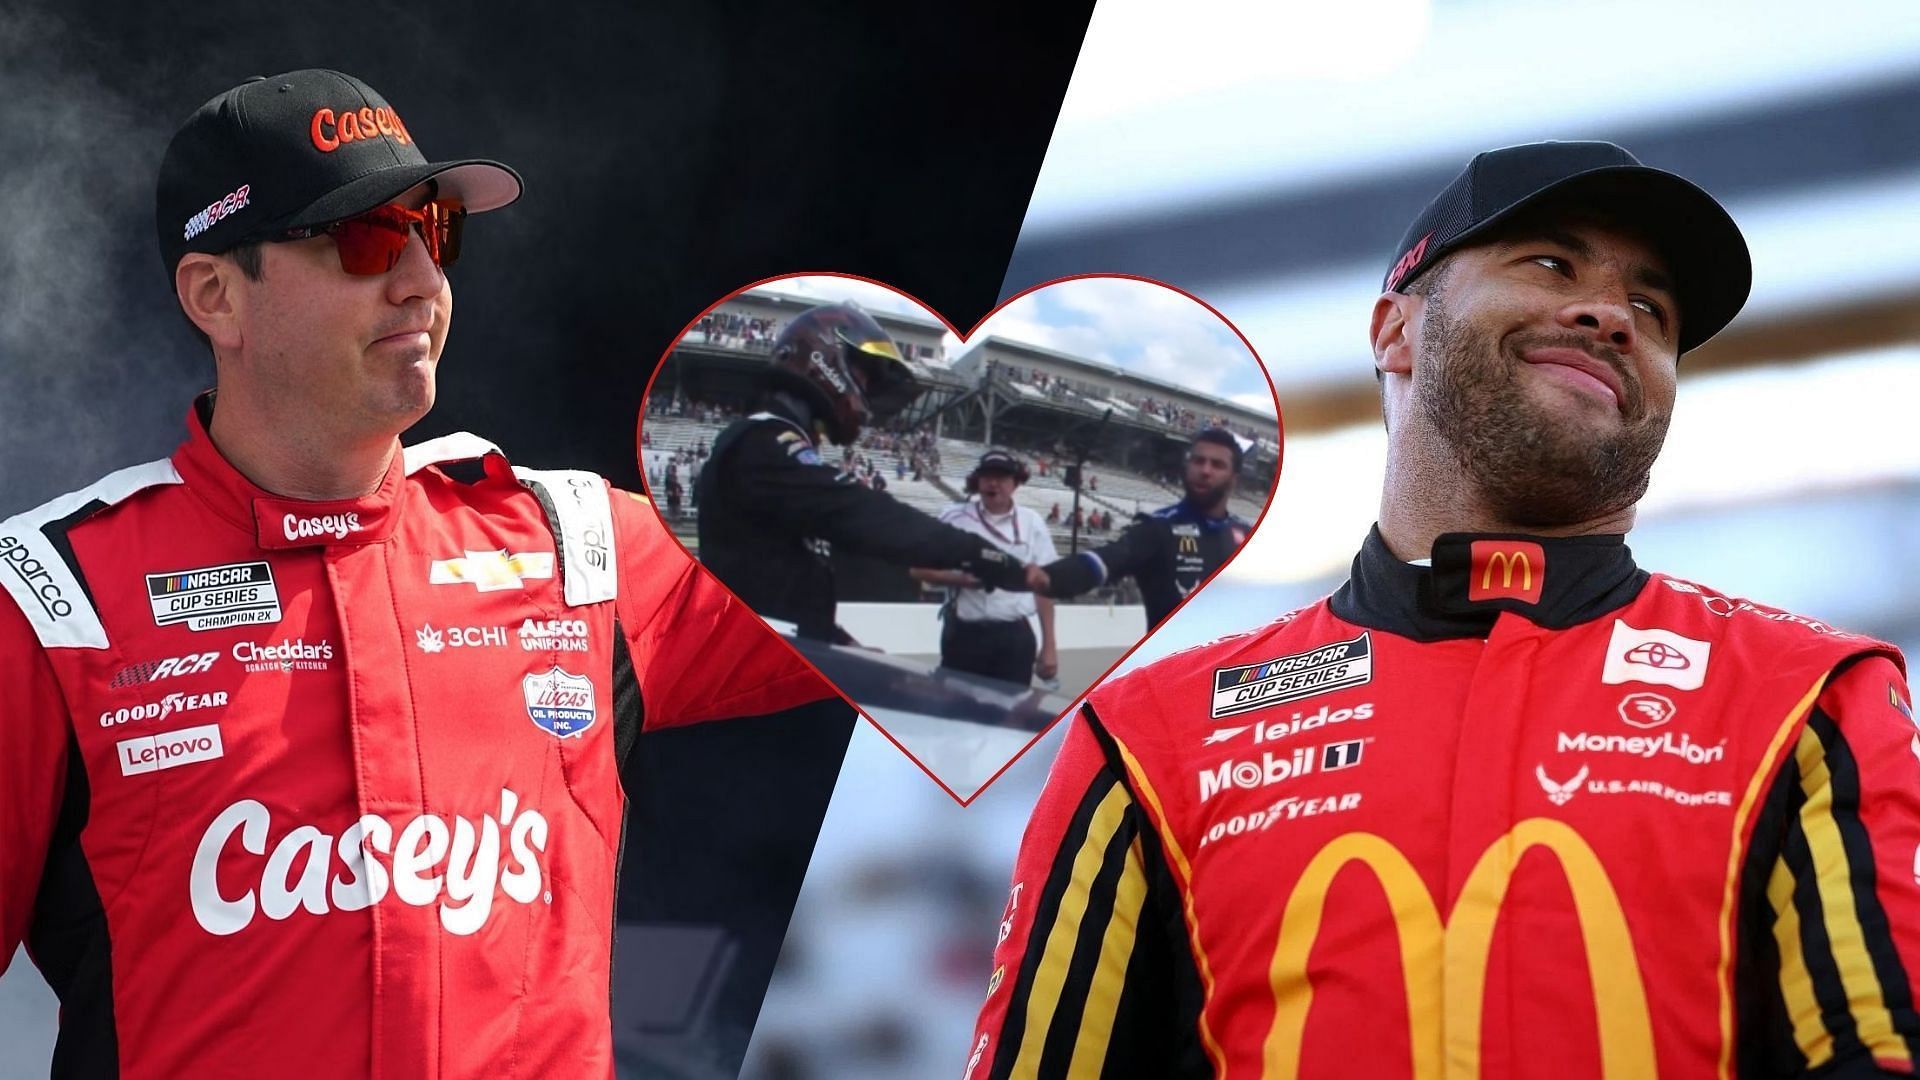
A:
1211;631;1373;718
522;666;597;738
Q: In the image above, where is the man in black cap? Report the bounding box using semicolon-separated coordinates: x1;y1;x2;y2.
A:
970;142;1920;1077
911;449;1060;686
1026;427;1254;631
0;70;834;1077
696;301;1031;645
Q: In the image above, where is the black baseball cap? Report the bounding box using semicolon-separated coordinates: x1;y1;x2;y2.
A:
1383;141;1750;354
156;69;522;277
1191;427;1244;471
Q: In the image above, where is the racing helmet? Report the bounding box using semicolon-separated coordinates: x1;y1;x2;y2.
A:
768;302;920;445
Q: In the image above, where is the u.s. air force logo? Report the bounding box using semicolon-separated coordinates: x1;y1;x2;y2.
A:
1211;631;1373;718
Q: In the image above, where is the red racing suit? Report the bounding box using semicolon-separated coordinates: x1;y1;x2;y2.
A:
0;399;833;1079
971;527;1920;1079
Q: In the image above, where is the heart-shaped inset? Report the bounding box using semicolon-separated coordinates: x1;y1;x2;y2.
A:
636;274;1281;802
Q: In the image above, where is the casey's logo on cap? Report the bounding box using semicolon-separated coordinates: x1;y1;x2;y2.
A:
309;105;413;153
1468;539;1545;603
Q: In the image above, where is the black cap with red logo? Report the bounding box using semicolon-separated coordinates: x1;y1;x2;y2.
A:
155;69;522;277
1382;141;1750;354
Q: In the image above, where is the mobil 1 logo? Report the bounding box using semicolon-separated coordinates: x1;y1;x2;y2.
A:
1211;631;1373;719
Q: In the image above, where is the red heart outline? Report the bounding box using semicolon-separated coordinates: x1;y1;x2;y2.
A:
636;271;1284;805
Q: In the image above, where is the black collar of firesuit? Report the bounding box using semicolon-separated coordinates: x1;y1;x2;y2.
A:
1330;524;1649;641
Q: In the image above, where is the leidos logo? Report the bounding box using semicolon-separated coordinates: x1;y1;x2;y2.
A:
189;789;547;938
1468;540;1545;604
1202;702;1374;747
1267;821;1653;1077
309;105;413;153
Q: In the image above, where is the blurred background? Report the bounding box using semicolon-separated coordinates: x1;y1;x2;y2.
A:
740;1;1920;1076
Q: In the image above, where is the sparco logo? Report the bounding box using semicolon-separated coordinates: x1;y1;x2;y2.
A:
99;690;228;728
1197;739;1364;802
564;476;611;572
518;618;589;652
1557;731;1726;765
190;788;548;938
283;512;362;542
0;534;72;620
233;637;334;672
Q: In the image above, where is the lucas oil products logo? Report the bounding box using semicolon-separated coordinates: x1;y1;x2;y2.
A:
189;788;546;938
1197;739;1364;802
1203;702;1373;747
523;667;596;738
1211;631;1373;718
147;561;282;631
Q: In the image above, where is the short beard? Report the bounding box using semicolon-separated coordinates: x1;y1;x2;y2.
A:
1184;476;1230;513
1413;292;1668;528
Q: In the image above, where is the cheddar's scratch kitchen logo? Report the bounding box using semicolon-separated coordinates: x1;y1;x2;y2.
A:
1211;632;1373;718
309;105;413;152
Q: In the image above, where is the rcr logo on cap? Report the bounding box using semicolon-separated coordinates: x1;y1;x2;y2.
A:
309;105;412;153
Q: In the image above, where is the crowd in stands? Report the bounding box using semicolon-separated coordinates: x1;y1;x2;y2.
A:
683;310;782;350
986;360;1271;446
645;394;729;422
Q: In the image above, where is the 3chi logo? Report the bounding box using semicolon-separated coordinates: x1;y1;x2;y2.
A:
416;625;446;654
1536;763;1589;806
1616;692;1676;730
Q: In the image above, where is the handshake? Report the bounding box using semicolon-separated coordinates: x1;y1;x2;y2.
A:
954;548;1062;596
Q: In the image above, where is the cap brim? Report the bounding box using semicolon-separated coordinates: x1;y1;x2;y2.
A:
278;158;524;231
1446;165;1751;354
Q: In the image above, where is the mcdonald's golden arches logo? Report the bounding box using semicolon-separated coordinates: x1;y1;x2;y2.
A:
1469;540;1546;603
1264;819;1654;1078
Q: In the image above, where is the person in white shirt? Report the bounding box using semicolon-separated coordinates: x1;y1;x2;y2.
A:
912;449;1059;685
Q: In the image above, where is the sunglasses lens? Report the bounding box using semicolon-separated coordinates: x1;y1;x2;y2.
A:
330;210;411;275
325;200;468;276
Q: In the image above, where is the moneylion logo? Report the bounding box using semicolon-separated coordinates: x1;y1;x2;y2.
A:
1264;821;1653;1078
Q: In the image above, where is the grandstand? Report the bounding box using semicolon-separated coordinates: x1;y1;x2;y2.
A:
641;287;1279;600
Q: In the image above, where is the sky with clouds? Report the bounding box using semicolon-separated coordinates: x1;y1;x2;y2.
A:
749;274;1276;419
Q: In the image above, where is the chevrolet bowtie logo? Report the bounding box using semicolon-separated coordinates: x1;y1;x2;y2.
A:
428;550;555;592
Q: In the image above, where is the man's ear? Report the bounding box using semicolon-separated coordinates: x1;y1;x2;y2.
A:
1370;291;1417;377
175;253;245;353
